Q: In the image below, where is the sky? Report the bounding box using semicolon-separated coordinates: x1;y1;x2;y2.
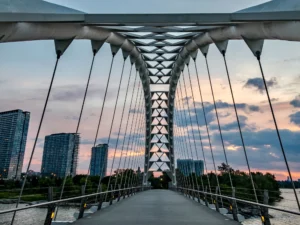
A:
1;0;300;181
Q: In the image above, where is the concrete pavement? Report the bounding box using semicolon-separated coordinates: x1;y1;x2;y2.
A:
72;189;240;225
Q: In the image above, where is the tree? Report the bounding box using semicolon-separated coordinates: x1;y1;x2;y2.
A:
218;163;234;173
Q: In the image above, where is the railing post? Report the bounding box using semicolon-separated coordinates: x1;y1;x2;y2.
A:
204;186;209;207
197;186;201;203
123;185;127;199
97;185;103;210
214;186;220;212
231;187;239;222
261;190;271;225
78;185;86;219
44;186;55;225
109;185;113;205
117;184;122;202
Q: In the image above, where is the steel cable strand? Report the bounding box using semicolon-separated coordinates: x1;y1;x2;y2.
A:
174;99;192;190
187;69;221;189
200;57;234;190
176;85;210;194
130;98;146;188
123;86;143;189
54;51;97;220
181;73;202;196
178;79;209;200
176;81;196;192
103;58;128;201
221;52;259;204
186;62;223;204
185;67;207;192
176;88;199;192
256;53;300;210
119;78;141;192
133;99;148;188
11;52;62;225
82;54;116;197
128;99;145;189
112;65;135;191
173;104;188;189
125;97;143;190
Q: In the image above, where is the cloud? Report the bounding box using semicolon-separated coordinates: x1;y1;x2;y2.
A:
260;98;279;103
289;112;300;126
290;95;300;108
175;100;261;128
244;77;277;94
210;115;248;131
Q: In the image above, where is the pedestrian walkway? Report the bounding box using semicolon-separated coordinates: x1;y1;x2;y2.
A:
73;189;240;225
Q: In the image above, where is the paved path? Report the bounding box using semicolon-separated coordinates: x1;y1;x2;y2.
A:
73;190;240;225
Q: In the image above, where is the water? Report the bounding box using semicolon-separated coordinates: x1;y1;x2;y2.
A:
242;189;300;225
0;204;77;225
0;189;300;225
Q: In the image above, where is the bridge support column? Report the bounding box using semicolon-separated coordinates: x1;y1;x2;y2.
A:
109;185;114;205
44;187;55;225
231;187;239;222
78;185;87;219
97;186;103;210
204;186;209;207
117;184;121;202
214;187;220;213
261;190;271;225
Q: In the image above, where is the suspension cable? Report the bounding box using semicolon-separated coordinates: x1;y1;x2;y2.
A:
83;53;116;195
103;57;128;197
221;52;258;203
176;87;198;190
119;76;141;188
54;51;97;220
128;95;145;188
181;72;202;192
256;53;300;210
176;80;196;190
174;99;192;189
199;57;234;191
177;80;211;193
183;66;221;197
11;52;62;225
112;64;134;190
123;86;143;188
186;65;212;192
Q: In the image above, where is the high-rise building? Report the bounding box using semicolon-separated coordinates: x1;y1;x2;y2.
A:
0;109;30;179
177;159;204;176
90;144;108;177
193;160;204;176
41;133;79;178
177;159;193;176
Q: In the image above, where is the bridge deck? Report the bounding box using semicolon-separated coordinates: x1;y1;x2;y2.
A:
73;190;240;225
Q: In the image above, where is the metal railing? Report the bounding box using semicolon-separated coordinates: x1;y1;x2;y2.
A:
0;186;151;225
174;187;300;225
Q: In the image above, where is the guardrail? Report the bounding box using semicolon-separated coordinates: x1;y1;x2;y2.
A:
0;186;151;225
174;187;300;225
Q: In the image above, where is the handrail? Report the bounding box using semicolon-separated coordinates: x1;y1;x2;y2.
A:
0;186;147;215
177;187;300;216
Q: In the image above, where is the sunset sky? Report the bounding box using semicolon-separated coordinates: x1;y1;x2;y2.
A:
0;0;299;181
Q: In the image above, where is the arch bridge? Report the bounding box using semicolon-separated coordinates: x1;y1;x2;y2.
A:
0;0;300;225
